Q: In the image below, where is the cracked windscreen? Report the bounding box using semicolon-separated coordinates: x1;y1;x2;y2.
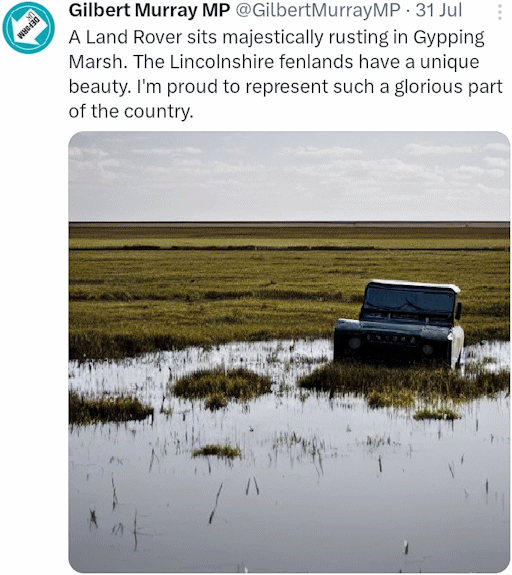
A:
364;286;454;314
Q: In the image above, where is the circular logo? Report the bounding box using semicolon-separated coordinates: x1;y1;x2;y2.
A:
3;2;54;53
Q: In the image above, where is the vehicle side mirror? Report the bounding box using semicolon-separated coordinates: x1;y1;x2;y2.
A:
455;302;462;320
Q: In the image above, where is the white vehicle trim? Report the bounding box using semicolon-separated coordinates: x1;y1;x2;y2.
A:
370;279;460;293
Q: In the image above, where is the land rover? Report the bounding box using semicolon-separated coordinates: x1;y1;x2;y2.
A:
333;279;464;368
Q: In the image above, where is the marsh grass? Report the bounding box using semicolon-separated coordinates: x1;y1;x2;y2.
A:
69;391;154;424
173;368;272;402
192;444;241;459
298;362;509;405
272;431;324;457
367;388;416;409
413;407;461;420
69;225;509;359
204;392;229;411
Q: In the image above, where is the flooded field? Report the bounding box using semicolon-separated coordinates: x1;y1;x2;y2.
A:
69;340;510;573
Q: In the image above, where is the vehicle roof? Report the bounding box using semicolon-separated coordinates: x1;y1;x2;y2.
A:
369;279;461;293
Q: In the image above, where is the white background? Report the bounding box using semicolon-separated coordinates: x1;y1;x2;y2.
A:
1;2;509;574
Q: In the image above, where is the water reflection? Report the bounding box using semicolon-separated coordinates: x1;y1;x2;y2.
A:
69;340;510;573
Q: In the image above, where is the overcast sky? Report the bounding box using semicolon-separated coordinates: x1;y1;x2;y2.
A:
69;132;509;221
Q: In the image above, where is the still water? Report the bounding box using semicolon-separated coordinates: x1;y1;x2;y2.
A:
69;340;510;572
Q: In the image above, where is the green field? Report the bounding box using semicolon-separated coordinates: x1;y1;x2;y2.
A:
69;224;510;359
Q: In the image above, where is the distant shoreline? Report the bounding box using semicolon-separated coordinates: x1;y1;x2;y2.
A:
69;221;510;229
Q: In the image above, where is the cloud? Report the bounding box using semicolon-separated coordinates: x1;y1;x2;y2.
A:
68;146;109;158
484;142;509;153
404;144;474;156
98;159;120;168
69;132;510;221
451;165;505;180
483;157;509;169
132;147;202;155
280;146;364;157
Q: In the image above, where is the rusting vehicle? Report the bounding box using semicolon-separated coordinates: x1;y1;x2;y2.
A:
334;279;464;368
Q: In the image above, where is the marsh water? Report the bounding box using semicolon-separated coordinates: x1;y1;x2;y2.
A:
69;340;510;573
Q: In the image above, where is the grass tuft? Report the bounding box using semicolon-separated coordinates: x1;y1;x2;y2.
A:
204;392;229;411
69;391;154;424
192;444;241;459
413;407;461;420
173;367;272;402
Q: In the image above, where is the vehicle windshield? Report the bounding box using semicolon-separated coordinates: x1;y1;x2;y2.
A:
363;286;454;314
